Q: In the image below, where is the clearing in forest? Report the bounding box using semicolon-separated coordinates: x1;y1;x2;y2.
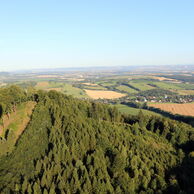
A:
115;104;161;116
0;101;36;156
149;103;194;117
85;89;126;99
0;101;36;137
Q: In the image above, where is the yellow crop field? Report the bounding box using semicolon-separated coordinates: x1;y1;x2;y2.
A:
85;89;126;99
149;103;194;116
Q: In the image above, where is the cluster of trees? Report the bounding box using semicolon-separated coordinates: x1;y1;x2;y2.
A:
137;89;176;98
124;111;194;146
0;85;28;118
0;87;194;193
121;101;147;109
122;100;194;127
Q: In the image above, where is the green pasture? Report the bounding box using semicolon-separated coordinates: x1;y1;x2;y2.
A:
116;85;138;93
115;104;161;116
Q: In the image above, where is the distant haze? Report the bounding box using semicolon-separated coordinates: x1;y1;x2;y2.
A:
1;64;193;74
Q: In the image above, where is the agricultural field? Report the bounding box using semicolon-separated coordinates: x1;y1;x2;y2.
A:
35;81;88;98
10;73;194;106
150;81;183;90
115;104;161;116
177;90;194;95
84;89;126;99
82;85;107;90
35;81;50;89
2;70;194;118
62;84;88;98
149;76;179;82
149;103;194;116
98;81;117;87
175;83;194;90
82;83;98;86
128;81;155;91
116;85;138;93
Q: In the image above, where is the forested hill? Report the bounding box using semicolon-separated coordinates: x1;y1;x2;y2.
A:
0;86;194;193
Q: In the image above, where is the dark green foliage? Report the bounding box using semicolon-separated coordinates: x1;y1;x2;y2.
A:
138;89;177;97
0;88;194;193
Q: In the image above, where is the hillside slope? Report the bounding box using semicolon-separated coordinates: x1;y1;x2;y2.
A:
0;101;36;155
0;88;194;193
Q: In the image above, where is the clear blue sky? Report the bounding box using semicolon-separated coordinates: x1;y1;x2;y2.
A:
0;0;194;71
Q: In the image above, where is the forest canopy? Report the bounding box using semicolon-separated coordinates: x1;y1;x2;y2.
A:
0;86;194;193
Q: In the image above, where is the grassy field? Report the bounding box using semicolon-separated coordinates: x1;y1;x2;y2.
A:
35;81;88;98
128;82;155;91
127;79;191;91
176;83;194;90
151;81;182;90
116;85;138;93
63;84;88;98
115;104;161;116
97;81;117;87
82;85;107;90
176;90;194;95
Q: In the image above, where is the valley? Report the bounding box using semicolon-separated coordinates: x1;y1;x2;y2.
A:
1;66;194;193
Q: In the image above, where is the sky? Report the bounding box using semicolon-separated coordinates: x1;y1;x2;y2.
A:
0;0;194;71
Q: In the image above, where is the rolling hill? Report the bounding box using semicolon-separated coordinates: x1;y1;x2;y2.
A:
0;86;194;193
